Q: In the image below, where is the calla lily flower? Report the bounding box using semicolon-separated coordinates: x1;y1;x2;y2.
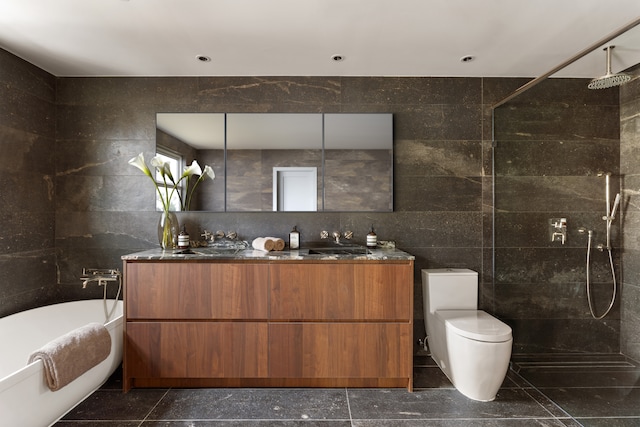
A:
202;165;215;180
149;155;165;169
128;153;153;178
183;160;203;178
151;156;175;183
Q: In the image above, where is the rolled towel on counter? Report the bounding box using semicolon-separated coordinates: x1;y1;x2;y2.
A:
28;322;111;391
252;237;275;252
266;237;285;251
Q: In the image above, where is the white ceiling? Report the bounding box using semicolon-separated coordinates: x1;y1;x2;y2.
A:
1;0;640;79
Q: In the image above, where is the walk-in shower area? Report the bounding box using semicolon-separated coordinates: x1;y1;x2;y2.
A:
490;44;640;361
493;78;623;353
480;48;640;425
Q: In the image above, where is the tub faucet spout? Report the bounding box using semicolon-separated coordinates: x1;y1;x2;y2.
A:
80;268;121;288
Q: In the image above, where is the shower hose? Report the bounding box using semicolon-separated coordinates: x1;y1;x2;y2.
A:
585;230;617;320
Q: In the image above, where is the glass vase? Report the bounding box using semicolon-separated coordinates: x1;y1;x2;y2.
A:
157;210;179;249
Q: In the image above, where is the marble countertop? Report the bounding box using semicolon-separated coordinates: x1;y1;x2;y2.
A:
122;246;414;262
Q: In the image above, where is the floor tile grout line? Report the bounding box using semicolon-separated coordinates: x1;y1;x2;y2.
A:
137;387;172;426
345;387;354;426
536;385;640;390
511;369;580;424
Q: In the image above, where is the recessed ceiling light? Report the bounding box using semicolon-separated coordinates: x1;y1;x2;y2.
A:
460;55;475;63
196;55;211;63
331;54;345;62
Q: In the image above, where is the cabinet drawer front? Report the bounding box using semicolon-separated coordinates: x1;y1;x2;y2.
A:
126;322;269;378
269;323;412;378
270;263;412;320
126;263;268;319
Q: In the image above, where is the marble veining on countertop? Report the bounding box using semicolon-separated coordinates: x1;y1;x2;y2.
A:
121;247;414;261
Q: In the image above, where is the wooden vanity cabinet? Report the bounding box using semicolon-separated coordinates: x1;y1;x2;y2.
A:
123;259;413;391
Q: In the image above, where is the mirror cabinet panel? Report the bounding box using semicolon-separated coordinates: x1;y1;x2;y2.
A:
226;113;323;212
324;113;393;212
156;113;393;212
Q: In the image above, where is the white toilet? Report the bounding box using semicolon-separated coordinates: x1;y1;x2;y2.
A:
422;268;512;401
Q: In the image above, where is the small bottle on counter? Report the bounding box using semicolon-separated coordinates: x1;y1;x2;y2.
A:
177;226;190;249
367;225;377;249
289;226;300;249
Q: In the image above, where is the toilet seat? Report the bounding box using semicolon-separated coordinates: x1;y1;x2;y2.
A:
436;310;512;343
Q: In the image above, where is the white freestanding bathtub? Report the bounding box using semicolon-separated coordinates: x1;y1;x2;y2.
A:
0;299;123;427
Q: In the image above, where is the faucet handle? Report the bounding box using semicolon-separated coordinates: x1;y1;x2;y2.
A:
201;230;212;240
343;230;353;240
320;230;329;239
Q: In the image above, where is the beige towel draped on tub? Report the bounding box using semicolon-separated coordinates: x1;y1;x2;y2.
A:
28;322;111;391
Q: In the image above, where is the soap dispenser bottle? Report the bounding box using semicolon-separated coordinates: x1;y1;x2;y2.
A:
178;226;190;249
366;225;377;249
289;226;300;249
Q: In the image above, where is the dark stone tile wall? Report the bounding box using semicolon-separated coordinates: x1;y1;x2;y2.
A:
52;76;490;343
0;47;628;356
620;66;640;361
492;78;622;353
0;49;57;317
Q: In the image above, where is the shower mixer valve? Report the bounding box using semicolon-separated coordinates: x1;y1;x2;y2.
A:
550;218;567;244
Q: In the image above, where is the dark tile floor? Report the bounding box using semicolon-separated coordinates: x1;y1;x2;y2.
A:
55;353;640;426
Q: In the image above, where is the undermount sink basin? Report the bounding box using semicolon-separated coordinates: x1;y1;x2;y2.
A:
196;247;245;254
175;246;245;255
306;246;368;255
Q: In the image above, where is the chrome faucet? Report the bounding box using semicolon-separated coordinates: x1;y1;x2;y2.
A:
201;230;213;242
80;268;120;288
201;229;226;244
201;229;239;247
321;230;354;245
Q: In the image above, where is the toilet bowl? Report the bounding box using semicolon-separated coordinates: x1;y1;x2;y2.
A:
422;269;512;401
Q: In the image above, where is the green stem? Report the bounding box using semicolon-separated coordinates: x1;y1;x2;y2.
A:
186;175;204;211
167;175;186;212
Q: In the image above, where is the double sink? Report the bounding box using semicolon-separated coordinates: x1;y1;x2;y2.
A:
176;242;369;256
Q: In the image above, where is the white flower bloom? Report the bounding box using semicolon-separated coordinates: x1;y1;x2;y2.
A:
162;163;175;183
202;165;215;180
183;160;202;177
128;153;152;178
150;155;165;169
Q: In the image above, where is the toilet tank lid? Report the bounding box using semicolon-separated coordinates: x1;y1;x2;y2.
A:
436;310;512;342
422;268;477;276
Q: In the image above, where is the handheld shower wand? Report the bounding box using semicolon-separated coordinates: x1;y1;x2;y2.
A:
583;172;619;319
611;193;621;220
598;172;620;249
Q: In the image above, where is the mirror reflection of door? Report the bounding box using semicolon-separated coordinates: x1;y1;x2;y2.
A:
273;167;318;211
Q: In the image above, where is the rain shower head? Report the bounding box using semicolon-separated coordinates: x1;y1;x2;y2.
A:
588;46;631;90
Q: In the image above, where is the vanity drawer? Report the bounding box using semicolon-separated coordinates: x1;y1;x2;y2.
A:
270;263;412;321
126;262;269;319
126;321;269;378
269;322;412;379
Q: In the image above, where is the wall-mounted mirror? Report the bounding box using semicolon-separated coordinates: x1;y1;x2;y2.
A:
156;112;393;212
